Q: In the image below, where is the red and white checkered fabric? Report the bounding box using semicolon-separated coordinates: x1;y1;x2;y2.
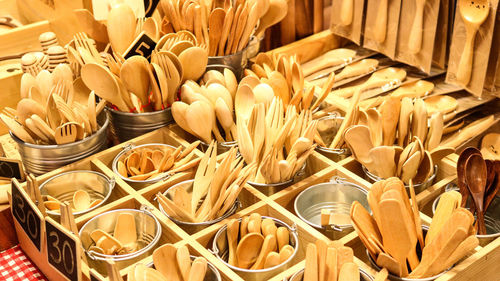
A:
0;245;47;281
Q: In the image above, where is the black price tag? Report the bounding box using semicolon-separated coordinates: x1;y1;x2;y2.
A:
123;32;157;60
0;158;24;181
45;217;82;281
11;179;43;251
144;0;160;17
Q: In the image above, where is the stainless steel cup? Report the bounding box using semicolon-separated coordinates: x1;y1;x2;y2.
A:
79;207;162;276
39;170;114;217
211;216;299;281
11;112;109;175
294;178;370;240
157;179;240;234
107;107;173;142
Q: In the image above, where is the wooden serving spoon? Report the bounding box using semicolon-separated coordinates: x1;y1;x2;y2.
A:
374;0;389;43
334;59;379;82
236;233;264;269
456;0;490;85
391;80;435;98
107;4;136;55
408;0;427;54
457;147;481;207
81;63;130;111
465;154;487;234
301;48;357;77
120;56;151;106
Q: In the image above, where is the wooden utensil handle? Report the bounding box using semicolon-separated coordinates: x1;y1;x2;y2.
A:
374;0;388;43
456;30;477;86
408;2;425;54
340;0;354;26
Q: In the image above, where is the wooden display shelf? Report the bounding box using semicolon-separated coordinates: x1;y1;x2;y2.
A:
6;122;499;281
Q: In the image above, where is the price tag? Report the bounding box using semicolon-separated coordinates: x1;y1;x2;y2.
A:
0;157;25;181
45;217;82;281
144;0;160;17
123;32;157;60
11;179;43;251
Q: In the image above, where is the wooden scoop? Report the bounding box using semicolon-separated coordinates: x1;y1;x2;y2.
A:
302;49;357;77
456;0;490;85
227;219;240;266
73;190;90;211
236;233;264;269
113;213;137;246
369;146;396;179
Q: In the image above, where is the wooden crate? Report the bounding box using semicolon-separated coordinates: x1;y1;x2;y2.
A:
7;122;499;281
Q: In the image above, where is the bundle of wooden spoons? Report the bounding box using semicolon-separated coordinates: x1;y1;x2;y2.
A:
237;97;318;184
126;244;207;281
303;239;358;281
344;124;454;184
171;68;238;143
351;178;478;278
157;0;274;56
43;190;102;213
249;53;336;111
1;64;104;145
89;213;139;255
115;142;201;181
225;213;294;269
157;143;256;223
455;148;500;235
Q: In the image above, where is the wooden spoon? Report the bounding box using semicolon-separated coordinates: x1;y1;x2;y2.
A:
81;63;130;111
391;80;435;98
408;0;427;54
254;0;288;37
465;154;488;234
369;146;396;179
113;213;137;246
171;101;196;135
236;233;264;269
373;0;389;43
178;47;208;81
73;190;90;211
176;245;192;281
235;85;255;120
185;101;214;143
457;147;481;207
120;56;151;106
208;8;226;56
376;252;402;277
338;262;359;281
343;125;374;168
334;59;379;82
456;0;490;85
302;48;357;77
107;4;136;54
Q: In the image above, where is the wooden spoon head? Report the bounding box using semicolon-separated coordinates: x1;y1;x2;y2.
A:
459;0;490;25
465;153;487;194
236;232;264;268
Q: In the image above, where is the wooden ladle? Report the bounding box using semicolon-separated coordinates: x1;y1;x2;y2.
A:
456;0;490;85
465;154;487;234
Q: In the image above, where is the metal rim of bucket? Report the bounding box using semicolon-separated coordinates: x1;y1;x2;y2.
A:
106;106;171;118
362;165;438;190
40;170;115;217
288;267;374;281
366;249;448;281
247;163;306;188
211;216;299;273
79;207;162;261
146;255;222;281
432;185;500;240
111;143;177;184
293;179;368;230
9;112;110;150
157;179;240;227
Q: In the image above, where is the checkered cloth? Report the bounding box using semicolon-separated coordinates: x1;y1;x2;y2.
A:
0;245;47;281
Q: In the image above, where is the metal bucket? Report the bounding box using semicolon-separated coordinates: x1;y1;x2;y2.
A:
111;143;177;186
315;113;351;162
39;170;114;217
107;107;173;142
288;267;374;281
79;206;162;276
294;178;370;240
207;46;248;79
11;112;109;175
211;216;299;281
146;255;222;281
432;186;500;246
157;179;240;234
247;164;307;196
363;165;438;194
